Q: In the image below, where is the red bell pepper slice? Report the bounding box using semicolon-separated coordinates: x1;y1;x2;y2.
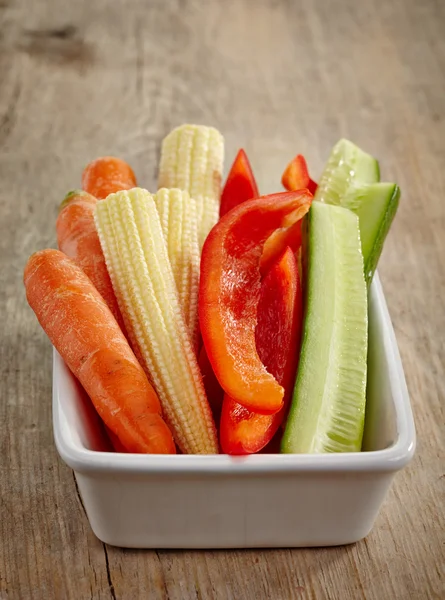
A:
220;149;259;217
282;154;317;195
199;190;311;414
260;219;303;275
220;247;303;454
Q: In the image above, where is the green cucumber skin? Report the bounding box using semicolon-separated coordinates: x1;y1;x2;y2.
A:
281;202;368;454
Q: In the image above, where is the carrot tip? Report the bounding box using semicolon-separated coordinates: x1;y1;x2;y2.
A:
59;190;90;212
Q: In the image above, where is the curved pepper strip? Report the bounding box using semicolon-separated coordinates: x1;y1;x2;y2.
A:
199;190;312;414
220;247;303;454
282;154;317;195
199;147;259;417
262;156;318;273
220;149;259;217
261;219;303;275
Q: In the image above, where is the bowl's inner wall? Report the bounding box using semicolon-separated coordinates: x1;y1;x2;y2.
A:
362;285;397;451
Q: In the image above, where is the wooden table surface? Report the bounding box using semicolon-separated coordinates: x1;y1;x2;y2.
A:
1;0;444;598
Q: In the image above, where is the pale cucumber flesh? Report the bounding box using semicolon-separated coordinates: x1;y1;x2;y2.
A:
314;139;380;206
281;202;368;454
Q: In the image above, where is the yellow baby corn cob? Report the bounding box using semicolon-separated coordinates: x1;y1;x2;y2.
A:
95;188;218;454
154;188;200;350
158;124;224;249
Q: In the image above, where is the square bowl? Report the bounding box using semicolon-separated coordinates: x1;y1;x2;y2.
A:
53;274;415;549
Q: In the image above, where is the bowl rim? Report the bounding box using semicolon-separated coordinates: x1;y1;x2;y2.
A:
53;274;416;476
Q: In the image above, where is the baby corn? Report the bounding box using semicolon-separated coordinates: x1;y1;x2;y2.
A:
154;188;200;349
95;188;218;454
158;124;224;249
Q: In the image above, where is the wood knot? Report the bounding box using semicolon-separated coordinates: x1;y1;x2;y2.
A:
20;25;94;68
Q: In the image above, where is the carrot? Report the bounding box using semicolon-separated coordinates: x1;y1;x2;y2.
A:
81;156;137;199
56;190;127;335
105;425;128;453
24;249;176;455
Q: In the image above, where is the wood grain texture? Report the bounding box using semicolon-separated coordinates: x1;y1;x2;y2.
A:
1;0;444;598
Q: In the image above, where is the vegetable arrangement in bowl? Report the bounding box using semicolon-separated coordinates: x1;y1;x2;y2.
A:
24;125;400;456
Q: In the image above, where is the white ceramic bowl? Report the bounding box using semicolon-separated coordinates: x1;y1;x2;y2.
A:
53;274;415;548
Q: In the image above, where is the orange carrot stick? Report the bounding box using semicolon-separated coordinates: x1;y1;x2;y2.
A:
105;425;128;453
56;190;127;335
24;249;176;455
81;156;137;199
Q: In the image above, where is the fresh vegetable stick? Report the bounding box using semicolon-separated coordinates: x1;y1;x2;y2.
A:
24;249;176;455
220;248;303;455
260;219;304;275
95;188;218;454
281;154;317;194
154;188;200;349
314;139;379;205
343;183;400;285
199;191;312;414
106;425;128;453
282;202;368;454
158;124;224;249
220;149;259;216
82;156;137;199
56;190;127;335
217;147;294;277
314;139;398;285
